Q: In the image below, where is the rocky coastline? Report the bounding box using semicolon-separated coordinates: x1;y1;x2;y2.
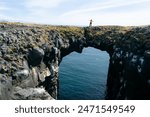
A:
0;22;150;99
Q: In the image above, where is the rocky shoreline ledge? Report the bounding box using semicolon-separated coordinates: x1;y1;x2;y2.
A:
0;22;150;100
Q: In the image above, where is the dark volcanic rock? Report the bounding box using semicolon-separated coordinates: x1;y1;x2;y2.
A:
0;74;12;100
0;22;150;100
28;47;44;67
12;87;53;100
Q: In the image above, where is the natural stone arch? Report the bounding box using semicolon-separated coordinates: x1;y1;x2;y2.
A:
0;23;150;100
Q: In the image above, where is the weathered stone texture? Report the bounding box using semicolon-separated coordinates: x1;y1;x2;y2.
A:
0;22;150;100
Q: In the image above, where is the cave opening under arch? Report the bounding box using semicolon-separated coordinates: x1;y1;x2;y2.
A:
58;47;110;100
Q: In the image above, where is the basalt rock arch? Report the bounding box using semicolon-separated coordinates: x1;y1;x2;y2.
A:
0;22;150;99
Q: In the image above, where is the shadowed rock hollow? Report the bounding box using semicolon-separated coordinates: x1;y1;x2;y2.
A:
0;22;150;100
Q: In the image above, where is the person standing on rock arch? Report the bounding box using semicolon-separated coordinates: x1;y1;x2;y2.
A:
89;19;93;27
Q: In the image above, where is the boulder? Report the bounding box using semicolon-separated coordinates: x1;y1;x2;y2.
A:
28;47;44;67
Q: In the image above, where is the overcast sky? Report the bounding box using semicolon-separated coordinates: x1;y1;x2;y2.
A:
0;0;150;26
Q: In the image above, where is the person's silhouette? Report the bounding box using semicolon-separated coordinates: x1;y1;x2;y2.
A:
89;19;93;27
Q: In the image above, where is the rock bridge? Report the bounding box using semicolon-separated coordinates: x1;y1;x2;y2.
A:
0;22;150;99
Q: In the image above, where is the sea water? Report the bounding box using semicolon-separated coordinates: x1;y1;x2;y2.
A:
58;47;109;100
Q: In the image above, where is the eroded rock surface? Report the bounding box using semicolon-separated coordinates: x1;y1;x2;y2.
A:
0;22;150;100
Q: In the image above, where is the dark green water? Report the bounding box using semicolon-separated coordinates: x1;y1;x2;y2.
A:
58;47;109;100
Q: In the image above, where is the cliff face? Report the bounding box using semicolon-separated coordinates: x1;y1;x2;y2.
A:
0;22;150;100
85;26;150;99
